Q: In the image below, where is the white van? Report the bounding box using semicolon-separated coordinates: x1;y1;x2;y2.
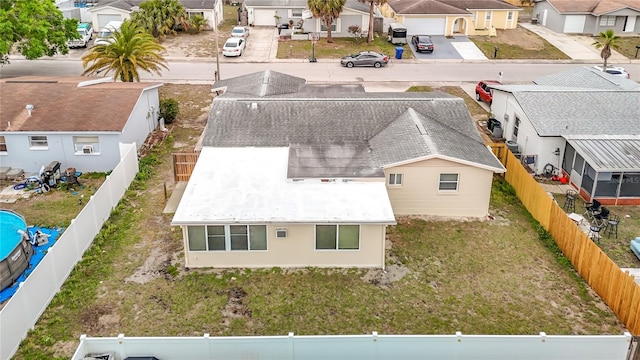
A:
94;21;123;46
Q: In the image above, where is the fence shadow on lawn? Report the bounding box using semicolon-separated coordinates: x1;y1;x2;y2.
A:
490;143;640;335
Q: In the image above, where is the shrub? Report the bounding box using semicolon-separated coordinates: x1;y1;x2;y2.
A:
159;98;179;124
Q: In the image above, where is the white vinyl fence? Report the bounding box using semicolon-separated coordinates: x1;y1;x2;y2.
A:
0;143;139;360
72;332;633;360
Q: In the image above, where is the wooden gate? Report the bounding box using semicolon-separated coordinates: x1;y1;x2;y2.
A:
172;152;199;182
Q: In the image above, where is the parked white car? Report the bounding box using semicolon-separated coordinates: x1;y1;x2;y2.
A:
592;65;630;79
94;21;123;46
67;22;93;48
222;37;246;57
231;26;249;39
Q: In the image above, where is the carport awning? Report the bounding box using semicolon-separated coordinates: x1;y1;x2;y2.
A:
564;135;640;172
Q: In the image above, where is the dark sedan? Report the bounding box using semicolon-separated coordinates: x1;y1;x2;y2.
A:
340;51;389;68
411;35;434;53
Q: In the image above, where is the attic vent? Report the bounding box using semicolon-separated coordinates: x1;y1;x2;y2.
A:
251;103;258;110
275;228;288;238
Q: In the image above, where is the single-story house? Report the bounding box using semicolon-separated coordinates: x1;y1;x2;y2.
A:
0;77;162;174
380;0;522;36
88;0;223;30
243;0;371;37
171;71;505;269
532;0;640;34
489;73;640;204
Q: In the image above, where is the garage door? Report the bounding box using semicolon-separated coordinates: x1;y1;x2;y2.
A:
403;17;446;35
252;9;276;26
563;15;586;33
98;14;122;28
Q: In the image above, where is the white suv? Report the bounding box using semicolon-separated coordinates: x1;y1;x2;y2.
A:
592;65;630;79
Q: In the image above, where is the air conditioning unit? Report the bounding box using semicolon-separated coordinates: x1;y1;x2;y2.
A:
82;145;94;154
275;228;288;238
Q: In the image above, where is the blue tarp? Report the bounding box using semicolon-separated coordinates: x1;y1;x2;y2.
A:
0;226;62;303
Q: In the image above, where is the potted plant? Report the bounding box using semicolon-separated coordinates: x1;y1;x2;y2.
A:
274;14;281;27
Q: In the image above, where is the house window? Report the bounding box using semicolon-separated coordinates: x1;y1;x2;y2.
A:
73;136;100;154
485;11;492;21
187;225;267;251
290;8;303;17
473;12;478;23
439;173;459;191
513;116;520;139
507;11;513;20
315;225;360;250
0;136;6;153
388;173;403;186
320;19;340;32
188;11;204;18
29;135;48;149
599;16;615;26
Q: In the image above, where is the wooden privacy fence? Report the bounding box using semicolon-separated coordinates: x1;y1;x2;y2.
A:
491;143;640;335
172;152;199;182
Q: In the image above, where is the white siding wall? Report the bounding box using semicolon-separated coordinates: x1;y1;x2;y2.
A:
182;224;386;268
120;88;160;150
385;158;494;218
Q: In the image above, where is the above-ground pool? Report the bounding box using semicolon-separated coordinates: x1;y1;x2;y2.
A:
0;209;34;292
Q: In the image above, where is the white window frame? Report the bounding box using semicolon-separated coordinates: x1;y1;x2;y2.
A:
188;11;204;18
485;11;492;21
513;115;520;139
29;135;48;149
315;224;360;251
388;173;403;186
599;16;615;27
289;8;303;18
507;11;513;20
439;173;459;192
187;225;268;252
73;135;100;154
319;18;340;32
0;135;6;153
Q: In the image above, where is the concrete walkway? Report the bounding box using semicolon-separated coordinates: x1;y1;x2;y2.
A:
519;23;627;62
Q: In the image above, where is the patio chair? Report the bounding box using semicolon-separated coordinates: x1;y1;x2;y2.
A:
604;214;620;239
588;224;602;243
583;199;601;221
594;207;610;222
562;189;577;213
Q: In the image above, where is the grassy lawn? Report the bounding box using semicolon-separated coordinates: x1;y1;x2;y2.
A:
607;36;640;59
276;34;413;60
470;27;570;60
8;85;628;359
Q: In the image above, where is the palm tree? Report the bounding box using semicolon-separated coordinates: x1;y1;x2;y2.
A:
358;0;387;43
308;0;346;43
592;29;621;70
81;21;168;82
130;0;187;38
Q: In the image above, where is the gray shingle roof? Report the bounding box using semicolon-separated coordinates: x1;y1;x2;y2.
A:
534;67;640;90
94;0;215;11
213;70;306;97
205;71;504;177
244;0;368;12
495;89;640;136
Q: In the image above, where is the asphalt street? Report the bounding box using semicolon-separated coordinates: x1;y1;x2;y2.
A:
1;59;626;84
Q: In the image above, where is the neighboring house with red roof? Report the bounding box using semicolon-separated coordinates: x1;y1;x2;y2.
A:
532;0;640;34
0;77;162;174
380;0;522;36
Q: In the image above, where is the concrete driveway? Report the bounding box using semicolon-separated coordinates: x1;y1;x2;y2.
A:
407;35;486;60
242;26;278;61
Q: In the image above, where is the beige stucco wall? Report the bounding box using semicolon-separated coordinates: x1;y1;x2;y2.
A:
471;10;519;31
385;158;494;218
182;224;386;269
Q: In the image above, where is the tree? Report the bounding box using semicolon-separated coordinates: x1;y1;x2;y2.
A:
130;0;188;38
188;14;208;33
308;0;346;43
81;21;168;82
0;0;79;64
592;29;621;70
358;0;387;43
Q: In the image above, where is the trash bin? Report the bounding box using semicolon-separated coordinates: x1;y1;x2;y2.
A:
395;47;404;59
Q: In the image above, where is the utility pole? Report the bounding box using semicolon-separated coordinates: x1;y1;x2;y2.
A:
214;0;221;80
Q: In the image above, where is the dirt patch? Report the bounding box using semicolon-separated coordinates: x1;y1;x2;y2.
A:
80;303;120;334
361;264;410;289
159;31;219;58
125;247;172;284
220;287;253;325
